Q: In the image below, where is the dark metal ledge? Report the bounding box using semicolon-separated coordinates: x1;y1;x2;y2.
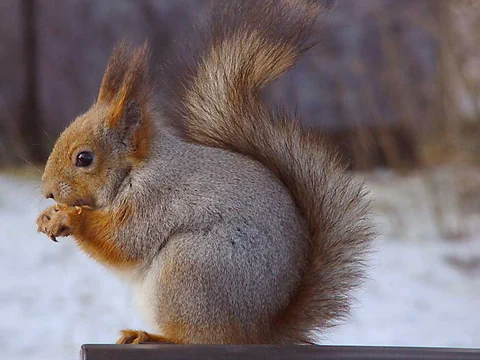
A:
80;344;480;360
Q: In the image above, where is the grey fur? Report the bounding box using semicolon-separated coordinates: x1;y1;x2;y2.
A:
111;126;309;342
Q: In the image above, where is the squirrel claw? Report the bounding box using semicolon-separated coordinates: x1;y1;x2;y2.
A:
55;203;68;211
49;234;58;242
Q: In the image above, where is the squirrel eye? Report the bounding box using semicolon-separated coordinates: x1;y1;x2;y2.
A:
75;151;94;167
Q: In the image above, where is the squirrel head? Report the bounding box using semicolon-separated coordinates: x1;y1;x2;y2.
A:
41;41;155;208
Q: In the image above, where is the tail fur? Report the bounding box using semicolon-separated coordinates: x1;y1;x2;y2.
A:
161;0;373;344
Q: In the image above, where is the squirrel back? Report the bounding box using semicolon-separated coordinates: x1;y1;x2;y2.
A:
160;0;373;343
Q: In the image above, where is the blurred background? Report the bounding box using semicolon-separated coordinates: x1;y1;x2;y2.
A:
1;0;479;359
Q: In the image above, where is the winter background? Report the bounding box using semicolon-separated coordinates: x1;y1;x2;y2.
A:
2;1;480;360
2;167;479;360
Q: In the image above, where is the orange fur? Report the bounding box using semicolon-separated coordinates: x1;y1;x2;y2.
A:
36;204;139;269
40;43;155;267
97;41;130;104
71;205;138;268
102;42;152;130
117;329;174;344
98;41;155;165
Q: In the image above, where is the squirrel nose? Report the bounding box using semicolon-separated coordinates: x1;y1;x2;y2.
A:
41;184;55;200
42;190;54;200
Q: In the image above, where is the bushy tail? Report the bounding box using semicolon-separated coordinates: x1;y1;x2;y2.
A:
161;0;373;344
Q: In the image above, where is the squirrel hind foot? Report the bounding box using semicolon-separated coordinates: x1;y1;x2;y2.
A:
116;329;175;345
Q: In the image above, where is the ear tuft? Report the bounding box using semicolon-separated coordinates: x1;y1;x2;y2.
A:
97;40;131;103
98;40;153;130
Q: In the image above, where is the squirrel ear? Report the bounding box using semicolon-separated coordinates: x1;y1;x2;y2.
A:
102;41;153;132
115;99;143;139
97;41;131;104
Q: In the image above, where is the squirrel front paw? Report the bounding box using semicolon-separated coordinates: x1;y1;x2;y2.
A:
36;204;81;242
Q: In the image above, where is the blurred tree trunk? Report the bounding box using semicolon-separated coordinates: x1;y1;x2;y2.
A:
0;0;28;167
0;0;462;170
20;0;45;164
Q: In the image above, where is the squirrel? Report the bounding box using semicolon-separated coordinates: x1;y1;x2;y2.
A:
36;0;372;345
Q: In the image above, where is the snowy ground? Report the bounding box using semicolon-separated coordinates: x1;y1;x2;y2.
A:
1;167;479;360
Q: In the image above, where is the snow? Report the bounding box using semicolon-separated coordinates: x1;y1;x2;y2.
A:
1;168;479;360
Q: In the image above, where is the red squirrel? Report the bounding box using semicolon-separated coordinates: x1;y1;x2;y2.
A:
36;0;373;344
